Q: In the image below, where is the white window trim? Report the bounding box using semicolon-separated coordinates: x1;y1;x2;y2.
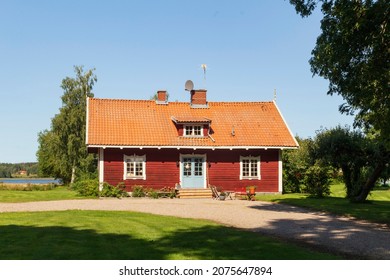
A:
240;155;261;180
123;154;146;180
183;124;204;137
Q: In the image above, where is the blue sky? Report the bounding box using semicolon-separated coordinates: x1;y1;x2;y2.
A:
0;0;354;163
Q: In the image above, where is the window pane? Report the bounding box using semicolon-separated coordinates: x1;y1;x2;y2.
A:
250;160;257;176
242;159;250;177
183;158;192;176
135;162;143;176
194;158;203;176
185;126;193;136
194;126;202;136
126;160;132;176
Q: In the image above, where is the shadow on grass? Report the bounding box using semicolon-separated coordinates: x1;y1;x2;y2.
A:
0;224;338;260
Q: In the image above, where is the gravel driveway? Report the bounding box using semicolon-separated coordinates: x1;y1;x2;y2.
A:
1;198;389;259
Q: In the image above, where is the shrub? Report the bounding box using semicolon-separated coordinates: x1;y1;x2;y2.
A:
131;185;146;197
100;182;129;198
303;163;332;198
147;188;159;199
160;186;177;198
72;179;99;197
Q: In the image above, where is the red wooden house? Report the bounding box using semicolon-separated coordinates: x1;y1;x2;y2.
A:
86;89;298;194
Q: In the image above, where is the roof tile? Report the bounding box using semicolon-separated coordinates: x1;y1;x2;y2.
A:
87;98;298;148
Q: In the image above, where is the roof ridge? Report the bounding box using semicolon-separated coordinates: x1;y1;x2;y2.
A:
89;97;274;104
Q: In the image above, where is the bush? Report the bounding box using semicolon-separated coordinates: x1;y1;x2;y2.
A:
131;185;146;197
147;188;159;199
160;186;177;198
72;179;99;197
100;182;129;198
303;163;332;198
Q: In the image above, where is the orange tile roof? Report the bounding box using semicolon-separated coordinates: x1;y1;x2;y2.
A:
86;98;298;148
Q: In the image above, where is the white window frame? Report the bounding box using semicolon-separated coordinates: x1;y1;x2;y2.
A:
123;154;146;180
184;125;204;137
240;156;261;180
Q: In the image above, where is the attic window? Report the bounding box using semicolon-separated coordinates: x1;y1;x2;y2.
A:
184;125;203;137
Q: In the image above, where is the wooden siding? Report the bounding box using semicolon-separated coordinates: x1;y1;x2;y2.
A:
102;148;280;193
207;149;279;192
103;148;180;191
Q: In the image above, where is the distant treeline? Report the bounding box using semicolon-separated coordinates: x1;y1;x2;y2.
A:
0;162;38;178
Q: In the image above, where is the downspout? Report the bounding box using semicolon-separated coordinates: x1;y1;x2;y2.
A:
98;148;104;191
278;149;283;193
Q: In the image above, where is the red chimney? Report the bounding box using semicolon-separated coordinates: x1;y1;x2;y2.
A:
156;90;168;104
190;89;207;107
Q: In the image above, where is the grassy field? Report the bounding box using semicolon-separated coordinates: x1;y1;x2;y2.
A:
0;210;341;260
1;183;387;260
256;183;390;225
0;186;84;202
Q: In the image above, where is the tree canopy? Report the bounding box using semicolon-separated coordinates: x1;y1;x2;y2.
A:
289;0;390;201
37;66;97;184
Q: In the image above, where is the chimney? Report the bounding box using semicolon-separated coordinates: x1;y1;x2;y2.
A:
156;90;168;104
190;89;208;108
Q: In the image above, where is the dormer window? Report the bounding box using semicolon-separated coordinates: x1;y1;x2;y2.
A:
184;125;203;137
171;116;211;138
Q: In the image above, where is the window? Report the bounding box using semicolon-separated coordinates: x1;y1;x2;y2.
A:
194;158;203;176
240;156;260;180
184;125;203;137
124;155;146;180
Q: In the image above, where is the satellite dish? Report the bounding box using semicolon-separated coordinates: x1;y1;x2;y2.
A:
185;80;194;91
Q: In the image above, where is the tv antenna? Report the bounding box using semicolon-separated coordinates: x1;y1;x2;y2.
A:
201;64;207;88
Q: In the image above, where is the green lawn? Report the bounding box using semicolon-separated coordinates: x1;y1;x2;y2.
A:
0;210;341;260
256;183;390;225
0;186;85;202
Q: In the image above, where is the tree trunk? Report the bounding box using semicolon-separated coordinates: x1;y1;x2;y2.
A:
353;162;385;203
70;165;76;184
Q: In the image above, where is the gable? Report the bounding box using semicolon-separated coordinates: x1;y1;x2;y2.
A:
86;98;299;149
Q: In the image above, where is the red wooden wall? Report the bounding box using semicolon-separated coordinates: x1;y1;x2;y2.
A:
102;148;280;193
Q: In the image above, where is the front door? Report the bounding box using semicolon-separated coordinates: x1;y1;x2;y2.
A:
181;155;206;188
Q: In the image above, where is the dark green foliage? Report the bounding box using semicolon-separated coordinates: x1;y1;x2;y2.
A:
36;66;97;184
313;126;368;198
100;182;129;198
147;188;159;199
72;179;99;197
282;137;314;193
0;162;38;178
289;0;390;201
302;163;332;198
131;185;146;197
312;126;390;200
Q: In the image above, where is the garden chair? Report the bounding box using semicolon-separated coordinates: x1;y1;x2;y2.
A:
210;185;222;200
210;185;232;200
234;187;248;200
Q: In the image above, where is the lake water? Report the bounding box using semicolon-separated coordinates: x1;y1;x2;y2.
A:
0;178;61;184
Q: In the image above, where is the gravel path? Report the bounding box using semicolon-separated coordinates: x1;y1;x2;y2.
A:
1;198;389;259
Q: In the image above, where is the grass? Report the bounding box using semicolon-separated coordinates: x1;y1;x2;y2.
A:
0;186;86;203
0;210;341;260
256;183;390;225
